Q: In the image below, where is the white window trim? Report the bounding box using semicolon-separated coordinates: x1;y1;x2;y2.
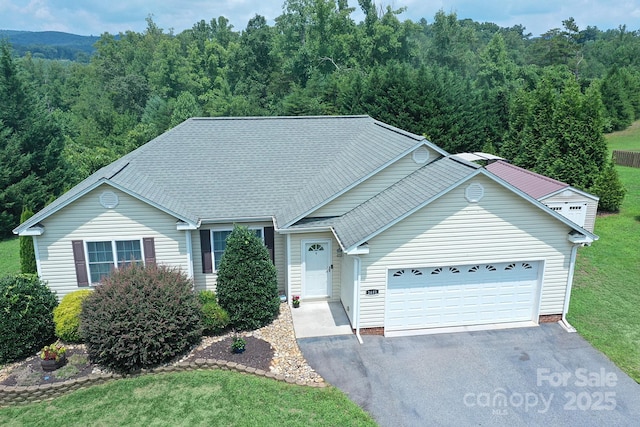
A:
210;227;264;272
84;238;145;284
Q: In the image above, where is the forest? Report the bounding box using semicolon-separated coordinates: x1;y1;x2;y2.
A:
1;0;637;238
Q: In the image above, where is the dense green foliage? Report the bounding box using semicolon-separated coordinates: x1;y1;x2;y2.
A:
3;5;640;235
19;206;36;274
0;43;68;238
0;274;57;363
198;290;230;335
216;225;280;331
53;289;93;343
79;264;202;373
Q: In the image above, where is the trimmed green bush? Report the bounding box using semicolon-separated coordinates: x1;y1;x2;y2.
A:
53;289;93;343
80;263;202;374
216;225;280;331
592;159;626;212
198;290;230;335
19;206;37;274
0;274;57;363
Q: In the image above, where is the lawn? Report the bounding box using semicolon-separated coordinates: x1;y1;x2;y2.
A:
0;370;377;426
567;122;640;382
0;238;20;275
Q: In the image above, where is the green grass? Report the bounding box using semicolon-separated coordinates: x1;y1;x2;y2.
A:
0;370;377;426
0;238;20;276
567;121;640;382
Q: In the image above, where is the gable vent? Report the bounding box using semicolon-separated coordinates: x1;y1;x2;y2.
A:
412;147;430;164
100;191;119;209
465;183;484;203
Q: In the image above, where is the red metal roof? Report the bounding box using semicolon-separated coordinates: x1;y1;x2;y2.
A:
485;160;568;199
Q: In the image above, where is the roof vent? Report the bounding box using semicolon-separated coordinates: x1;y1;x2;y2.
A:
412;147;430;164
465;183;484;203
100;191;119;209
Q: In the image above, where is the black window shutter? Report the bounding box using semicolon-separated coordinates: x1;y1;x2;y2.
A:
72;240;89;287
264;226;275;264
200;229;213;274
143;237;156;265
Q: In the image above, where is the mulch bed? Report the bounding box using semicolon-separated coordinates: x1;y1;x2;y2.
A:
0;336;274;387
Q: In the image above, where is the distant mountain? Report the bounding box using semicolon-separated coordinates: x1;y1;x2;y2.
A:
0;30;100;61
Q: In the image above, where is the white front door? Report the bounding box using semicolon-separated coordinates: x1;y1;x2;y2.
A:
303;241;331;298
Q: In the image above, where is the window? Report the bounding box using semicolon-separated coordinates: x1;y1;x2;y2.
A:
86;240;143;283
211;228;263;270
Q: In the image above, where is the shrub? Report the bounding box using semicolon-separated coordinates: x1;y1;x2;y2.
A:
216;225;280;331
592;159;626;212
19;206;37;274
198;291;230;335
0;274;57;363
79;263;202;374
53;289;93;343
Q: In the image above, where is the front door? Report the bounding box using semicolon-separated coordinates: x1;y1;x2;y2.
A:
303;241;331;298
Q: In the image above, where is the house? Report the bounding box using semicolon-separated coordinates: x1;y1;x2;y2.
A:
14;116;598;337
484;160;599;233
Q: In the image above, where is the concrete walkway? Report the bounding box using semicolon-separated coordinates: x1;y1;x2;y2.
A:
290;301;353;338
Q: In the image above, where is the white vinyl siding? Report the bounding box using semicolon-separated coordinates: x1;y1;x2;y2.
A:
313;150;440;217
36;185;189;300
542;191;598;233
288;231;341;301
357;175;575;329
340;254;356;324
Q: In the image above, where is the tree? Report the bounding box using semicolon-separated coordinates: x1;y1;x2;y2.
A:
19;206;36;274
216;225;280;331
0;43;68;237
502;68;608;191
591;159;626;212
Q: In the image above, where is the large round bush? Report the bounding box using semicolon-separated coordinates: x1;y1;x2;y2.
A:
53;289;93;342
216;225;280;331
80;264;202;373
0;274;57;363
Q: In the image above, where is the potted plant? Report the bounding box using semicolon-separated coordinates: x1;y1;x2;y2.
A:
231;335;246;354
292;295;300;308
40;341;67;371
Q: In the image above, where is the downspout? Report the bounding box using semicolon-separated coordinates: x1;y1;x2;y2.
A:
286;234;292;306
32;236;42;277
560;244;580;333
185;230;194;279
354;256;363;344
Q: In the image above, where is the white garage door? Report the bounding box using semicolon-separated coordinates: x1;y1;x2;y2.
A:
386;261;540;331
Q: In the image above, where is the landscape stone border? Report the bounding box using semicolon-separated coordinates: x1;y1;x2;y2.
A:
0;358;327;407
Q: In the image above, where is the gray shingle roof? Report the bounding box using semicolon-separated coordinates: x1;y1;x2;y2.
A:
15;116;446;233
331;156;479;250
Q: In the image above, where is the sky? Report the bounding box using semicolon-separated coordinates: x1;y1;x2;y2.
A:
0;0;639;37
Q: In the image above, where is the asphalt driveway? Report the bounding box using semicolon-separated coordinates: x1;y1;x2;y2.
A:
298;324;640;426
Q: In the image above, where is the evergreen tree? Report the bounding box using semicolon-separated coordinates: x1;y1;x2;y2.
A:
19;206;37;274
216;225;280;331
0;43;68;237
591;159;626;212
